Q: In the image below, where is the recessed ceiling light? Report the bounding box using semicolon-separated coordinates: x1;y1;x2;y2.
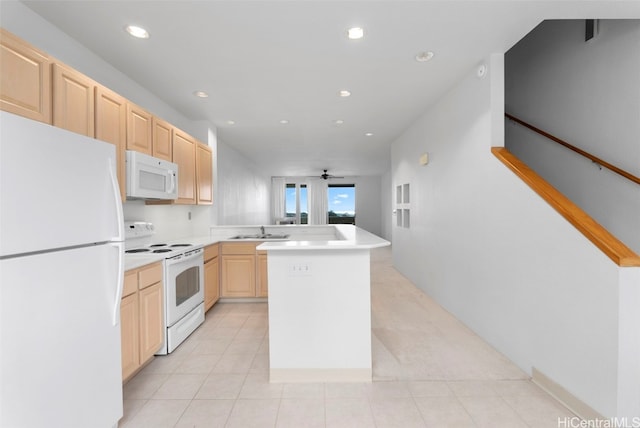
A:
334;120;344;125
193;91;209;98
226;120;235;125
415;51;435;62
347;27;364;40
339;90;351;97
280;119;289;124
125;25;149;39
365;132;373;137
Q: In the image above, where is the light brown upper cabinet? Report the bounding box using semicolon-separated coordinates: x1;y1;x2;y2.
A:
52;63;95;136
0;29;51;124
1;29;214;206
196;142;213;205
152;117;172;162
173;128;197;204
126;103;152;155
95;86;127;201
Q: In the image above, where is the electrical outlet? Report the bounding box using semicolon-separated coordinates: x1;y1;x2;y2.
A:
288;263;312;276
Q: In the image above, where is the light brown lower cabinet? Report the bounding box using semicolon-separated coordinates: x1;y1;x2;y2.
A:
138;282;164;362
204;244;220;311
119;292;139;380
121;262;164;382
257;252;269;297
220;242;268;298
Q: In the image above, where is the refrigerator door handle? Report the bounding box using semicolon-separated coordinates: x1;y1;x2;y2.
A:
108;157;125;241
111;241;125;326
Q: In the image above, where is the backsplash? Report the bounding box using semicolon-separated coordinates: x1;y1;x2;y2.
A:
123;200;211;241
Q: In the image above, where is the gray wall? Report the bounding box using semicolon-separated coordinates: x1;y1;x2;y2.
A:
505;20;640;253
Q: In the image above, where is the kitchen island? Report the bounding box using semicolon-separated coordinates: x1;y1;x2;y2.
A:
257;225;389;383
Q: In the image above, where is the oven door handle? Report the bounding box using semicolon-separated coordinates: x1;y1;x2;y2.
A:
166;248;202;264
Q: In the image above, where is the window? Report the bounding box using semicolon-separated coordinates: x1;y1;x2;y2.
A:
285;183;308;224
328;184;355;225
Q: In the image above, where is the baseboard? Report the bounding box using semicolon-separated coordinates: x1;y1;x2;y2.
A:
270;368;372;383
532;367;604;421
218;297;268;303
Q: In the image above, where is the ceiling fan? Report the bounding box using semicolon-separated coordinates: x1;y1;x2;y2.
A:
319;169;344;180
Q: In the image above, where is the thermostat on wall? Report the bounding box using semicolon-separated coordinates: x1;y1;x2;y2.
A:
419;153;429;166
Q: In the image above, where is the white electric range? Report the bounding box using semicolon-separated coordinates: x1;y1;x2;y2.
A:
125;221;205;355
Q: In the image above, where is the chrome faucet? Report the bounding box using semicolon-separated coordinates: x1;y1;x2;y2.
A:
260;225;265;235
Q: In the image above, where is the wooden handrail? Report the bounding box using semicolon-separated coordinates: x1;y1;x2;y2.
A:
492;147;640;267
505;113;640;186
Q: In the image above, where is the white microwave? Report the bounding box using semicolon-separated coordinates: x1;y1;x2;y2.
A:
126;151;178;200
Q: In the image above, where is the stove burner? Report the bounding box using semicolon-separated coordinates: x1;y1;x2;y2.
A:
152;249;173;253
150;244;168;247
170;244;191;247
126;249;151;254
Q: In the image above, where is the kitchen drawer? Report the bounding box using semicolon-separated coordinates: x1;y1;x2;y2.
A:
138;262;163;290
204;243;219;261
222;242;257;255
123;270;138;298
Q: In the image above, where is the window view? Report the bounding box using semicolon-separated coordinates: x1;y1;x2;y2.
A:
285;183;308;224
328;184;355;224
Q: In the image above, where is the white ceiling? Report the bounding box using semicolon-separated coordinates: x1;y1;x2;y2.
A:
21;1;640;177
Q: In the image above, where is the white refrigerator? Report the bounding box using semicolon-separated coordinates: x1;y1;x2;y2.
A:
0;112;125;428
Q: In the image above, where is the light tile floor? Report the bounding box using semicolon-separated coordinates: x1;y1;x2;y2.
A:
119;246;576;427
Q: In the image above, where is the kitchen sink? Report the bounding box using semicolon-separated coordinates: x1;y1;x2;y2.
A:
229;233;290;240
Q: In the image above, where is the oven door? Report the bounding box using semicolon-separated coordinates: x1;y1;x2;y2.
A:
165;248;204;327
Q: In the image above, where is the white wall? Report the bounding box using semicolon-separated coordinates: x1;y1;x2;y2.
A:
355;176;383;238
380;171;392;241
217;140;271;225
505;19;640;254
390;54;640;418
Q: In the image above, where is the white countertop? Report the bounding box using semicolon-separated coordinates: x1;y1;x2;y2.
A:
257;225;389;251
125;225;389;270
